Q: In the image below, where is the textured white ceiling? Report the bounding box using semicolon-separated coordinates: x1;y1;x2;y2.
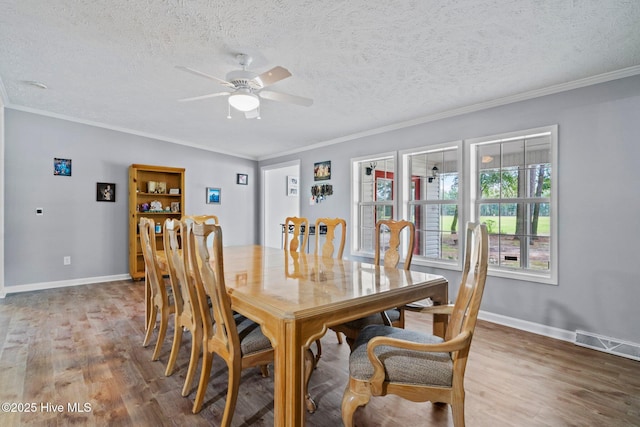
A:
1;1;640;160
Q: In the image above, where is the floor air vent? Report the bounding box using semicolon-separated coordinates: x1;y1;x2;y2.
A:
575;330;640;361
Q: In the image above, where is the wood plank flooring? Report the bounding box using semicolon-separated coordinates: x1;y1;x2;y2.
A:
0;280;639;426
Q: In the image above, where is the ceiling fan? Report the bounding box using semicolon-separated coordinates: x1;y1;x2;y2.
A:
176;54;313;119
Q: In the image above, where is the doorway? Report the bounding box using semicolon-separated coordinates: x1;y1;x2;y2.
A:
262;160;300;248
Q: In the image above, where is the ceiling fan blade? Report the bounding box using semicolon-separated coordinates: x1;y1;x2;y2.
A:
175;66;235;88
253;66;291;88
178;92;231;102
259;90;313;107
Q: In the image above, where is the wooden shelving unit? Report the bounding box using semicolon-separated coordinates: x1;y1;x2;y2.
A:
129;164;185;280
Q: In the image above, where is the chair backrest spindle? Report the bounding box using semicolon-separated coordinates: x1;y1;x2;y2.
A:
374;219;415;270
315;217;346;259
284;216;310;253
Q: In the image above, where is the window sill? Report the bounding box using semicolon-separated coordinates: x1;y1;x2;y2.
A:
411;257;461;271
487;267;558;286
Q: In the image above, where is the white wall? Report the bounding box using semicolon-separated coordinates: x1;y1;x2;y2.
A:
259;75;640;344
263;162;300;248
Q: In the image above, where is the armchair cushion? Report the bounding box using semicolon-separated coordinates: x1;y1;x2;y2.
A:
349;325;453;386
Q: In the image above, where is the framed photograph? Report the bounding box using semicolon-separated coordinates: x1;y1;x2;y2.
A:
314;161;331;181
171;201;180;213
96;182;116;202
206;187;221;204
287;175;299;197
237;173;248;185
54;158;72;176
147;181;166;194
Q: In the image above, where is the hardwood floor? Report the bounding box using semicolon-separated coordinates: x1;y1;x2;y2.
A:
1;280;638;426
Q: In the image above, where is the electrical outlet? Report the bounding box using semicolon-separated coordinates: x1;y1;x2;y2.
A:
63;256;71;265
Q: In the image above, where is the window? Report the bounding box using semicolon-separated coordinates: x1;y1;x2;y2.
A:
402;143;461;267
467;125;557;284
351;154;395;256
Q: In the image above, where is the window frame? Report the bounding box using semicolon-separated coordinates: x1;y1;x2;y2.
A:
400;140;463;271
465;125;558;285
350;152;397;258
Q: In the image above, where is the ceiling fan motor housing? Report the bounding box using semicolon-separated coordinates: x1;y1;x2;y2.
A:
226;69;261;89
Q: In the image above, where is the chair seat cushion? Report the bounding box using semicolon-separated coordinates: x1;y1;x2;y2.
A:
235;314;272;355
339;308;401;331
349;325;453;386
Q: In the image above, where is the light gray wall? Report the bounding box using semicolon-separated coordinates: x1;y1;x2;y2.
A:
4;110;258;287
259;75;640;343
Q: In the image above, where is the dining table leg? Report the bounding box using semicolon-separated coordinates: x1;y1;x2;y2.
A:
263;318;307;426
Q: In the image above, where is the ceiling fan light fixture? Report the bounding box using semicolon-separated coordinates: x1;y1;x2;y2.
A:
228;91;259;112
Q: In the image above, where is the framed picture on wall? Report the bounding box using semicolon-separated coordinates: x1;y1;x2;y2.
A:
237;173;248;185
314;161;331;181
54;158;72;176
96;183;116;202
287;176;299;197
206;187;221;204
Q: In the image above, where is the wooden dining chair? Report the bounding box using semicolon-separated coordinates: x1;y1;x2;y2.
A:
140;217;175;361
162;218;203;396
188;222;274;423
284;216;309;253
314;217;346;259
341;222;488;427
331;219;415;348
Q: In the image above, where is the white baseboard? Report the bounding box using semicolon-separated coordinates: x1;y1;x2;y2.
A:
478;310;577;343
0;274;131;297
479;312;640;361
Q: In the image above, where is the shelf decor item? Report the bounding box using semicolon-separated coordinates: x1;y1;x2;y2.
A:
96;182;116;202
149;200;163;212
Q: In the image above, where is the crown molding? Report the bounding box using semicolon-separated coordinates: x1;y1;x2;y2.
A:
5;105;258;161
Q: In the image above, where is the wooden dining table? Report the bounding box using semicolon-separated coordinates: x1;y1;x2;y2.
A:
217;245;448;426
151;244;447;425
